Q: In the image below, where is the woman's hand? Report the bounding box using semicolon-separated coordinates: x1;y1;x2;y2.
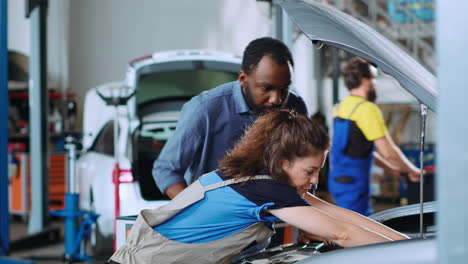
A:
269;206;392;248
297;229;330;246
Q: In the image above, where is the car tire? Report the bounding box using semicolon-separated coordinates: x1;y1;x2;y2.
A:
90;220;113;256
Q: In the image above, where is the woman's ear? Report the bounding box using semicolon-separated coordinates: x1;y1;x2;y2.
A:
280;159;290;171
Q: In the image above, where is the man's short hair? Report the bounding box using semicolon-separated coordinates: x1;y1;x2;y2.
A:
343;57;372;90
241;37;294;75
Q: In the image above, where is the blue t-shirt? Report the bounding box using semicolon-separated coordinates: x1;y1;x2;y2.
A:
154;170;309;243
152;80;308;193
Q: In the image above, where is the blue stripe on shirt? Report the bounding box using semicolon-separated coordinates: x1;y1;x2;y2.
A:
154;171;277;243
154;171;309;243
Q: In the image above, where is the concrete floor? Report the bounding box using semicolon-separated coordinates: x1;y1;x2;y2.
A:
7;217;110;264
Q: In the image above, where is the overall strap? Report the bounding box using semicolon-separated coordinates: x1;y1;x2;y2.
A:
203;175;273;191
348;100;367;119
333;101;341;116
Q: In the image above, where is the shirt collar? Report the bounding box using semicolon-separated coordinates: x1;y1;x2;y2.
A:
233;80;251;114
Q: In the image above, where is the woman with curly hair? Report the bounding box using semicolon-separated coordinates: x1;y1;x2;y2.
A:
109;109;408;264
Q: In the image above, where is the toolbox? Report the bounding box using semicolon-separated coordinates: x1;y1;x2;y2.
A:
8;153;67;217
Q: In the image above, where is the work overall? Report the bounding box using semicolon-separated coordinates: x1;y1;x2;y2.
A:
328;101;374;216
109;175;275;264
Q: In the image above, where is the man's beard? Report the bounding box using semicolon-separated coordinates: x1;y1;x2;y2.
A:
367;89;377;103
243;83;286;115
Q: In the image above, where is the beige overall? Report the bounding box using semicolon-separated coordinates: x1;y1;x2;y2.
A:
110;175;275;264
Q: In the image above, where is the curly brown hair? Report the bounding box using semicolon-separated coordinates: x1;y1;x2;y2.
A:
219;109;330;183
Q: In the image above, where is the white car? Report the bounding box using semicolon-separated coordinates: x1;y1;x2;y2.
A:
77;50;241;254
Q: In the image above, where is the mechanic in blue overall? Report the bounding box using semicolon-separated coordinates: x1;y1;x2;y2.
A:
328;57;421;216
109;110;409;264
153;37;308;200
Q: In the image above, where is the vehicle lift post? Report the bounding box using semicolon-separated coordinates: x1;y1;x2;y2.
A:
0;1;35;262
0;0;9;257
50;136;99;263
95;87;135;251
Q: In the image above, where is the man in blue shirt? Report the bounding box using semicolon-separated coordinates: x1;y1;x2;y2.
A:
153;37;308;199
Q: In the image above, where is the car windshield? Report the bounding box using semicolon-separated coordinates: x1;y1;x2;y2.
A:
136;69;238;105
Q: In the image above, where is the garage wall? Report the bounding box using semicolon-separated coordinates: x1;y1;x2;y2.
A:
9;0;284;129
7;0;435;181
9;0;428;140
7;0;29;55
8;0;326;131
68;0;275;127
8;0;69;90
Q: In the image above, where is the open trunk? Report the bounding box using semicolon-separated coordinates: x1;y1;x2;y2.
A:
129;54;240;200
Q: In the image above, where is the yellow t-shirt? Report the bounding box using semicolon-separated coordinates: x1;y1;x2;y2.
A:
333;96;388;158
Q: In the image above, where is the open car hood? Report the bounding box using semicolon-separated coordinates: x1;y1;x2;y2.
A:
278;0;437;111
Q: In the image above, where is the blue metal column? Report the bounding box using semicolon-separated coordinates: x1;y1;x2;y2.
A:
436;0;468;263
0;0;10;256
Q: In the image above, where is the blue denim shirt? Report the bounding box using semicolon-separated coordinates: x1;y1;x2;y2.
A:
152;80;307;193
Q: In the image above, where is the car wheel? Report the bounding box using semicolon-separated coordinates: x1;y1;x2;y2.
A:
89;189;113;256
11;214;28;224
89;220;113;256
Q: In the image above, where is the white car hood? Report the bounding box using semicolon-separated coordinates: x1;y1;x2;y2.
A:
278;0;437;111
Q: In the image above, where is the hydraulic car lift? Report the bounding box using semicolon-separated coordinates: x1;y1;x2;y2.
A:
1;0;61;262
1;0;10;257
0;0;40;262
50;136;99;263
95;85;136;251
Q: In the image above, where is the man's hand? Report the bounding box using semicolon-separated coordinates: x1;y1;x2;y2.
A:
407;168;422;182
297;229;330;246
384;167;422;182
165;182;188;199
385;167;406;181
